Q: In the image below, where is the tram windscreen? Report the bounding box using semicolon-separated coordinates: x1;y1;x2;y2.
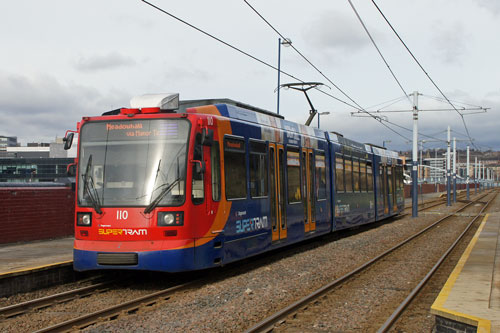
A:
77;119;190;207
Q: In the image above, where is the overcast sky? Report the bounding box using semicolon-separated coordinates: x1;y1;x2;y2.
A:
1;0;499;152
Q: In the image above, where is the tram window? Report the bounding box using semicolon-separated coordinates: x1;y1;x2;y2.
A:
301;151;307;212
397;166;403;190
192;134;204;205
287;149;301;203
353;158;360;192
335;154;345;192
250;141;268;198
360;161;367;192
388;167;393;195
316;152;327;200
367;162;373;192
345;157;353;192
224;137;247;200
211;142;221;201
269;146;277;232
379;164;384;200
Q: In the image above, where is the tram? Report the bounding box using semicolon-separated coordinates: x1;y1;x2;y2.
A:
63;93;404;272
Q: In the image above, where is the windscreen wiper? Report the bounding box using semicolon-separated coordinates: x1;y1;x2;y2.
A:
144;178;180;214
82;155;103;214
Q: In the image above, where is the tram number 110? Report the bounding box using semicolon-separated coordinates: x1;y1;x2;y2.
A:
116;210;129;220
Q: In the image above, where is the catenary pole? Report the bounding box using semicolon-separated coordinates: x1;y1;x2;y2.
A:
446;126;451;206
453;137;457;203
475;156;478;194
479;160;482;192
466;146;470;200
412;91;419;217
277;38;281;115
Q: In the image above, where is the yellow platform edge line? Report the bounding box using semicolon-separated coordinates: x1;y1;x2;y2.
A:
430;213;491;333
0;260;73;278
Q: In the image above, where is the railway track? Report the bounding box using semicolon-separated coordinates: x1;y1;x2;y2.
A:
0;274;200;333
403;190;468;214
0;280;114;319
0;191;484;332
244;191;495;333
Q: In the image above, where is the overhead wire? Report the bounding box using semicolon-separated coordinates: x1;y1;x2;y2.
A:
141;0;419;145
141;0;360;110
422;94;485;109
242;0;367;111
241;0;418;142
346;0;412;105
370;0;478;149
365;95;408;110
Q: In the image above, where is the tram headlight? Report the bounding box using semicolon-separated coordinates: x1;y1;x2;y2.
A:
77;213;92;226
158;212;184;226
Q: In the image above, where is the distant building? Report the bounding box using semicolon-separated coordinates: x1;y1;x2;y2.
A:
0;157;74;183
0;136;18;151
5;146;50;158
0;136;76;183
423;157;446;182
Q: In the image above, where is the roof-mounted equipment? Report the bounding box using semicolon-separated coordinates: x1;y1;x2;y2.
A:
280;82;325;126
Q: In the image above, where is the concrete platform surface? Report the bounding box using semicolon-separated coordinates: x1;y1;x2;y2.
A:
431;211;500;333
0;237;73;276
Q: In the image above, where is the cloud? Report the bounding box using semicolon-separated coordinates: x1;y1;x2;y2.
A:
164;66;210;83
474;0;500;15
304;10;372;54
74;52;136;72
0;72;128;143
430;22;468;64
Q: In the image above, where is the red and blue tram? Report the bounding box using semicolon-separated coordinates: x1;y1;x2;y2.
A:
66;93;404;272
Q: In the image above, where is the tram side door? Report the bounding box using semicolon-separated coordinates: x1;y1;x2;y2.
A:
270;144;287;242
302;149;316;233
386;166;395;210
391;166;397;212
382;165;389;214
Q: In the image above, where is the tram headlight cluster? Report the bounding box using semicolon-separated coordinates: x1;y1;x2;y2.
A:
158;212;184;226
77;213;92;226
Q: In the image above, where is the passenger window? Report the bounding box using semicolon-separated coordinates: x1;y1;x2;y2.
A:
316;152;327;200
211;142;221;201
287;149;301;203
335;154;345;193
192;134;204;205
360;161;367;192
224;137;247;200
345;157;353;192
353;158;360;192
367;162;373;192
249;141;268;198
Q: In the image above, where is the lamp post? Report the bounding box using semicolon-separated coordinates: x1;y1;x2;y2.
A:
277;38;292;116
317;111;330;129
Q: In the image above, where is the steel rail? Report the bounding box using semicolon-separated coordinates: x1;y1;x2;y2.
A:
244;192;490;333
0;281;114;319
377;190;497;332
34;281;196;333
403;191;467;215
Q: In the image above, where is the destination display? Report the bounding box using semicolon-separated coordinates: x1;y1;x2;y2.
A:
81;119;188;142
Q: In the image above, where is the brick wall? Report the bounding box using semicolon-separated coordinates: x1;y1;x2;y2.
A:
404;183;479;198
0;187;74;244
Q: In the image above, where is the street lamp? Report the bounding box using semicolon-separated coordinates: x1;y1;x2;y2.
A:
317;111;330;129
383;140;391;148
277;38;292;115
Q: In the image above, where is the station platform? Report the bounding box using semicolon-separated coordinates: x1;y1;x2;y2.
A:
431;210;500;332
0;237;73;277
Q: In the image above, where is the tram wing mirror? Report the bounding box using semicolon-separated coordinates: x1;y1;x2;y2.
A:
201;128;213;146
192;160;205;175
63;132;74;150
67;163;77;177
